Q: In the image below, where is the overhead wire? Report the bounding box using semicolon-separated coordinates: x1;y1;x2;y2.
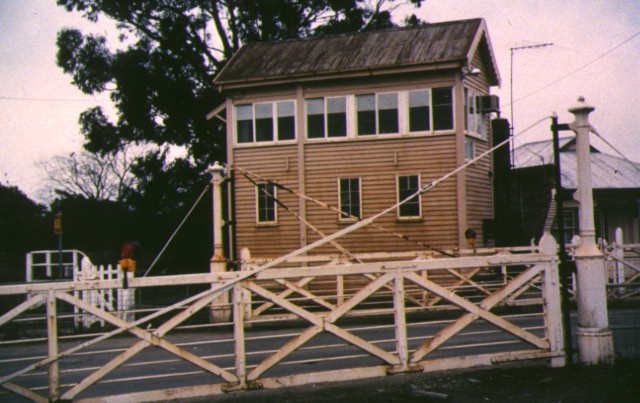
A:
143;182;211;277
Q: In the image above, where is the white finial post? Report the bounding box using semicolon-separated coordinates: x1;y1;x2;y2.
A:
568;97;614;365
209;162;230;322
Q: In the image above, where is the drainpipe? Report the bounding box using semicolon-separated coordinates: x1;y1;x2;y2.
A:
209;161;231;323
568;97;614;365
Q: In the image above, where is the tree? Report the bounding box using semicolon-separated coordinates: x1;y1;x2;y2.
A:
56;0;424;170
40;144;143;202
54;0;424;273
0;183;48;282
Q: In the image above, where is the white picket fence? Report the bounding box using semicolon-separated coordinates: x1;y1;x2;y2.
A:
25;250;135;328
601;228;640;300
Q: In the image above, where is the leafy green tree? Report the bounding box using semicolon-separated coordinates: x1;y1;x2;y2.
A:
54;0;424;273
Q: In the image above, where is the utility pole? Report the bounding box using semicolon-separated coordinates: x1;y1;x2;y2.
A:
550;114;575;364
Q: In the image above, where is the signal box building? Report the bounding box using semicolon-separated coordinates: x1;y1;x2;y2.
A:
211;18;501;259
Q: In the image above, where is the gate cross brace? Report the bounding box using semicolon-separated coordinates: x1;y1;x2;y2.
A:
407;264;549;362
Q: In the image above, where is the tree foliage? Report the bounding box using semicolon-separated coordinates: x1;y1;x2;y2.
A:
0;183;48;282
56;0;424;167
54;0;424;273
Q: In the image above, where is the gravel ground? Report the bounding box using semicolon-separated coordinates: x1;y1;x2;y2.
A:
193;359;640;402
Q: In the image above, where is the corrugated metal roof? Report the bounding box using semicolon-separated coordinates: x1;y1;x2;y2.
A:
514;137;640;189
215;18;497;87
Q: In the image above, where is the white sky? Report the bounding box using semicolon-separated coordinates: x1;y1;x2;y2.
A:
1;0;639;202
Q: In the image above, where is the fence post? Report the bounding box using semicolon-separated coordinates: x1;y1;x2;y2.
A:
568;97;614;365
539;233;565;367
613;228;625;297
47;290;59;400
210;162;231;323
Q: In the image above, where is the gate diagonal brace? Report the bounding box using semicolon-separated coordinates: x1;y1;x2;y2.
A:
406;265;549;362
245;274;401;379
56;289;237;400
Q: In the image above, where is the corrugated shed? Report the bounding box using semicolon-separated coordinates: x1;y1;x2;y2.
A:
215;19;496;86
514;137;640;189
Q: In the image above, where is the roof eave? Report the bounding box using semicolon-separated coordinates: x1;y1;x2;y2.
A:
215;60;465;92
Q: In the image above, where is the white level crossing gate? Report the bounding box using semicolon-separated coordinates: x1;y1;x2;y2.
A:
0;237;565;402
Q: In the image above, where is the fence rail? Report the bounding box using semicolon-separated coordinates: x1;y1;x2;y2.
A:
0;239;565;402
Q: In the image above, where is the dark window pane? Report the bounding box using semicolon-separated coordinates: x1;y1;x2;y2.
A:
237;120;253;143
256;118;273;142
307;115;325;138
409;106;430;131
433;87;453;130
278;116;295;140
327;113;347;137
379;108;398;134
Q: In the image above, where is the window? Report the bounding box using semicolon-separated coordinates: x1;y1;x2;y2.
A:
409;90;430;132
338;177;361;221
432;87;453;131
277;101;295;140
464;137;475;160
255;103;273;142
356;93;398;135
306;97;347;138
553;209;577;245
236;104;254;143
235;101;296;144
465;89;486;138
256;182;277;224
397;175;421;219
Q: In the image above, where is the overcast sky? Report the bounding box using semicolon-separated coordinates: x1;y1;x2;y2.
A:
1;1;639;202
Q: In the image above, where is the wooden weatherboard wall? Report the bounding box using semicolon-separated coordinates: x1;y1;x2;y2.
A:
214;18;501;258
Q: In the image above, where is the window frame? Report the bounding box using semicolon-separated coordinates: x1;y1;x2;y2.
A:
255;181;278;225
464;88;487;140
356;92;399;136
397;174;422;220
234;100;297;145
305;96;348;139
338;177;362;222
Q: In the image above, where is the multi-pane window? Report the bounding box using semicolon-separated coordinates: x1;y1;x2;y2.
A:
397;175;421;219
235;101;296;144
306;97;347;138
408;88;454;133
465;88;486;138
356;93;398;135
432;87;454;130
256;182;277;224
338;177;361;221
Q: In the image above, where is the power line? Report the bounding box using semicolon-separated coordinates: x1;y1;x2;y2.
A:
0;95;110;103
513;29;640;104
